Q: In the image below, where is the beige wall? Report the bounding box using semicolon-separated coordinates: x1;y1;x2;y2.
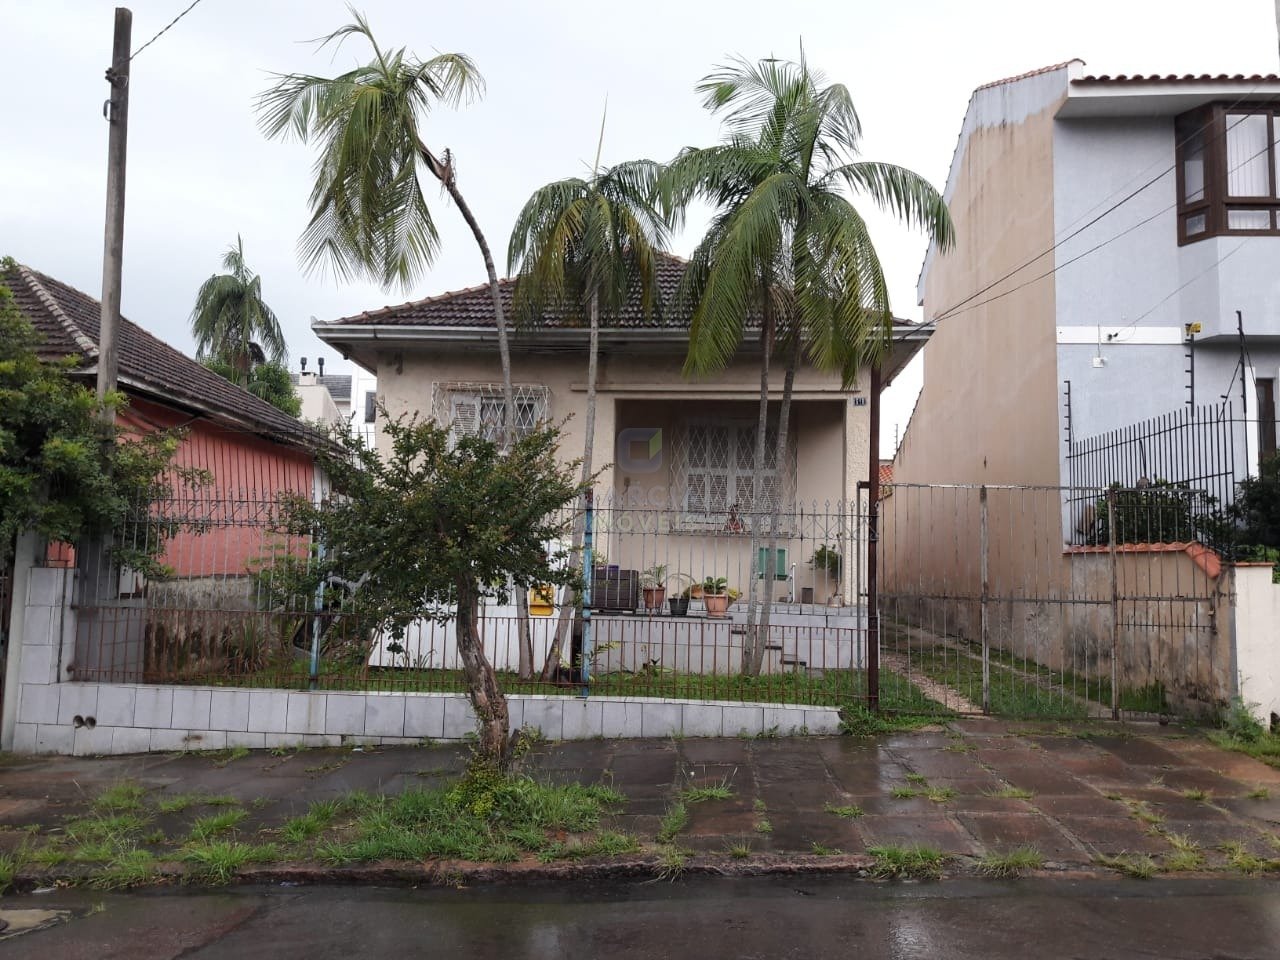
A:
372;345;869;606
296;377;342;427
886;68;1070;621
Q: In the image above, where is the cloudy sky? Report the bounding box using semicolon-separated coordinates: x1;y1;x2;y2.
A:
4;0;1279;451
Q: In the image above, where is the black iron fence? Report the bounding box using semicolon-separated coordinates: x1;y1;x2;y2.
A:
1066;404;1244;555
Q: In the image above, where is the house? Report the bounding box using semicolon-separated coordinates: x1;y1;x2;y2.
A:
3;263;327;680
290;365;379;445
882;63;1280;713
314;254;928;671
900;61;1280;505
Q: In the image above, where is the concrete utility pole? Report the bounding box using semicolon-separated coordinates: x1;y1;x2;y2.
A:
96;7;132;420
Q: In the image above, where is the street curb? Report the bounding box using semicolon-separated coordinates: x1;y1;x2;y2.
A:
7;854;1214;893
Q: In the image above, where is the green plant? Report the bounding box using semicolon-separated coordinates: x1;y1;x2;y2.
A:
1218;840;1280;876
658;803;689;843
1182;788;1211;803
92;781;146;814
189;808;248;842
810;842;842;856
1095;852;1157;879
183;841;280;885
640;565;668;589
977;846;1044;878
726;841;752;859
1222;696;1267;744
702;576;728;596
905;773;928;784
809;544;843;581
679;780;735;803
657;845;687;881
891;786;922;800
983;786;1034;800
0;846;25;895
753;817;773;834
824;803;863;819
90;849;157;890
1248;786;1271;800
867;844;944;880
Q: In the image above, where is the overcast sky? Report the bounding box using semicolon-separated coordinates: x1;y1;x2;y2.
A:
4;0;1279;453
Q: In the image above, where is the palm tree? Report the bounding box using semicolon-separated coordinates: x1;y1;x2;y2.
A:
190;235;287;381
508;137;668;680
664;55;953;674
255;10;519;446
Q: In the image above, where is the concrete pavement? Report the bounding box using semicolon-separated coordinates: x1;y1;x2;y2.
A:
3;719;1280;885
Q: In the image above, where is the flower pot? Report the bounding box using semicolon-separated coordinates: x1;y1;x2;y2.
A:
704;593;730;618
668;596;691;616
642;586;667;613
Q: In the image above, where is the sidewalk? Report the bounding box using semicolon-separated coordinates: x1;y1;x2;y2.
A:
3;719;1280;887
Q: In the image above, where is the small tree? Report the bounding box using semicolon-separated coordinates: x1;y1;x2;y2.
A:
203;358;301;417
190;235;288;377
277;412;585;770
0;265;195;572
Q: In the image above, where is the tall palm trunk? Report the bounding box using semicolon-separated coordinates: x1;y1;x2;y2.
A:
541;290;599;680
428;150;535;679
741;301;775;674
753;335;799;674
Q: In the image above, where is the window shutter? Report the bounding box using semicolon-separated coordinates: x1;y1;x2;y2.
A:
450;395;480;437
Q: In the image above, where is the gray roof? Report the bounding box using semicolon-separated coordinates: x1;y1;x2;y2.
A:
289;373;352;402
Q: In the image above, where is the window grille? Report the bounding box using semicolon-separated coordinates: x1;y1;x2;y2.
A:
431;382;549;443
669;418;796;529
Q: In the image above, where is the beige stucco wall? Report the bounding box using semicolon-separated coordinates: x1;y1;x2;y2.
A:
296;378;342;427
886;68;1070;616
372;345;869;606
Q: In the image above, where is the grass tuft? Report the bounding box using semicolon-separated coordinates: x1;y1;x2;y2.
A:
92;781;146;814
824;803;864;819
977;846;1044;878
183;841;280;885
867;844;944;880
1095;852;1157;879
983;786;1034;800
656;845;687;881
658;803;689;843
189;808;248;842
678;780;735;804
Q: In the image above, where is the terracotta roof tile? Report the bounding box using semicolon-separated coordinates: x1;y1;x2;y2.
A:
4;264;321;449
324;252;718;330
973;59;1082;93
1074;73;1280;85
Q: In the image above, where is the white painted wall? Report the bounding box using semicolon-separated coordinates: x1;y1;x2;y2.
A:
1232;564;1280;724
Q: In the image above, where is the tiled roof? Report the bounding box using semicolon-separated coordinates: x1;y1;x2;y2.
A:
325;252;709;329
4;264;321;449
974;59;1082;93
878;461;894;486
1074;73;1280;85
290;373;352;401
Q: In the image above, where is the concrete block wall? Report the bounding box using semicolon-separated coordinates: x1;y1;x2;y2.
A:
3;560;839;756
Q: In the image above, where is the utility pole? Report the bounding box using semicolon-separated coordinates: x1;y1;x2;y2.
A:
96;7;132;420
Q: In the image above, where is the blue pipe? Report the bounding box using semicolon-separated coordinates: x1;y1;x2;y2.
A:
581;488;593;698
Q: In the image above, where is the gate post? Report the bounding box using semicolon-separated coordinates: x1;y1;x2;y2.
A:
1107;487;1120;721
980;486;990;715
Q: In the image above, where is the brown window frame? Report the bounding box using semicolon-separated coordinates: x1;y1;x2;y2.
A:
1176;103;1280;245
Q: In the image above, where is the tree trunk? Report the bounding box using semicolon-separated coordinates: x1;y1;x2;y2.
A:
455;577;512;770
753;336;799;674
741;302;775;674
432;153;534;679
539;290;600;680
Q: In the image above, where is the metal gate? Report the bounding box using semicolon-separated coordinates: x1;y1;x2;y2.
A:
874;483;1223;721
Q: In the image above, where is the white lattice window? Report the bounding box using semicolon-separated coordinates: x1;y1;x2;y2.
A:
432;382;548;443
675;419;792;524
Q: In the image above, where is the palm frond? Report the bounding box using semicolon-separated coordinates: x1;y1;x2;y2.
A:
826;162;955;249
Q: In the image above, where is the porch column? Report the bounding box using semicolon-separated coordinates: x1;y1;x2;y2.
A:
592;395;618;502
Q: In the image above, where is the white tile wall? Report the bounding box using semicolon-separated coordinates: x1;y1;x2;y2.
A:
15;679;836;755
209;689;251;731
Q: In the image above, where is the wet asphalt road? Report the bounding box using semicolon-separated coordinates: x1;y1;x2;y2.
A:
4;877;1280;959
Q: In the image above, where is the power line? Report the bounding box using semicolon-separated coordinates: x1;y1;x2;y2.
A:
931;87;1270;324
931;134;1279;325
130;0;207;61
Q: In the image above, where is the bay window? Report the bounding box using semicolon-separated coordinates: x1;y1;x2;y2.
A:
1177;105;1280;243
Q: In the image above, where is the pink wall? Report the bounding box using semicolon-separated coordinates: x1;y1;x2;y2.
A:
121;399;315;579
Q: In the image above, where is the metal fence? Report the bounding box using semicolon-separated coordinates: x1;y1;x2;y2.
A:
69;494;873;709
878;483;1225;721
67;479;1233;721
1065;404;1243;554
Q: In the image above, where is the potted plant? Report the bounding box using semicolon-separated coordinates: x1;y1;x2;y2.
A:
640;564;668;613
666;573;694;616
702;576;732;618
810;544;843;604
